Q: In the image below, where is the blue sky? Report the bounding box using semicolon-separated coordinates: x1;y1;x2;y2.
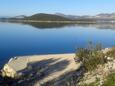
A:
0;0;115;16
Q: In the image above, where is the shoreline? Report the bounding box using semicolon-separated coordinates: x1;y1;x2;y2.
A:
1;48;115;85
0;19;97;24
1;53;82;84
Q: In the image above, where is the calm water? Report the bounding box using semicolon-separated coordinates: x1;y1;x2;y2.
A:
0;22;115;66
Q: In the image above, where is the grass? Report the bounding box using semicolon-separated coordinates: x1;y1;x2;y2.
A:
76;43;106;71
102;73;115;86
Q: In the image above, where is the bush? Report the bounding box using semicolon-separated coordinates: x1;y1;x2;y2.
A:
76;43;106;71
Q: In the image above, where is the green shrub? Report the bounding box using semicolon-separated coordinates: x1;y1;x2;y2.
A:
76;43;106;71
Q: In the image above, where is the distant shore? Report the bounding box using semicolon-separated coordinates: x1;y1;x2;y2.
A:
0;19;97;24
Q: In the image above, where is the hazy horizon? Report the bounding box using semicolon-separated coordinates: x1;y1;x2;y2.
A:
0;0;115;17
2;12;115;18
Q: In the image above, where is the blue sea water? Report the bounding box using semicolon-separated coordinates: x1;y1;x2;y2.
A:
0;22;115;66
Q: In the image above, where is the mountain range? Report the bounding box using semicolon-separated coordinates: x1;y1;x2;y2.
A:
55;13;115;20
1;13;115;22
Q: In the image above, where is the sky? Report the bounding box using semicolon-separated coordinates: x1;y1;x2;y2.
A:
0;0;115;17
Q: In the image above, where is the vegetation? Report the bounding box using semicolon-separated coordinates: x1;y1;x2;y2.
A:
76;42;106;71
84;73;115;86
103;47;115;86
76;43;115;86
103;73;115;86
25;13;71;21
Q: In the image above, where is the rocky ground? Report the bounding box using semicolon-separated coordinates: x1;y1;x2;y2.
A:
0;53;83;86
27;54;82;85
78;48;115;86
0;48;115;86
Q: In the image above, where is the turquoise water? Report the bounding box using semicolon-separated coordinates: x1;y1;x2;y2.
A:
0;22;115;66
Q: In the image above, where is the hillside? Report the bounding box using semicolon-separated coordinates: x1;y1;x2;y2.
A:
25;13;72;21
96;13;115;19
1;13;115;23
24;13;115;22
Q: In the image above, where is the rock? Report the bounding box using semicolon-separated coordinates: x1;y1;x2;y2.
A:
83;77;96;85
112;60;115;70
107;57;113;61
102;48;111;54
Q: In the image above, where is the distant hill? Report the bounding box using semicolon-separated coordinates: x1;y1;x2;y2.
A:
1;13;115;23
13;15;27;19
55;13;115;20
95;13;115;19
25;13;71;21
55;13;80;20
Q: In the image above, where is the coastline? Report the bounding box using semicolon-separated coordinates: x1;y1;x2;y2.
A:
1;53;82;85
1;47;115;85
0;19;97;24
